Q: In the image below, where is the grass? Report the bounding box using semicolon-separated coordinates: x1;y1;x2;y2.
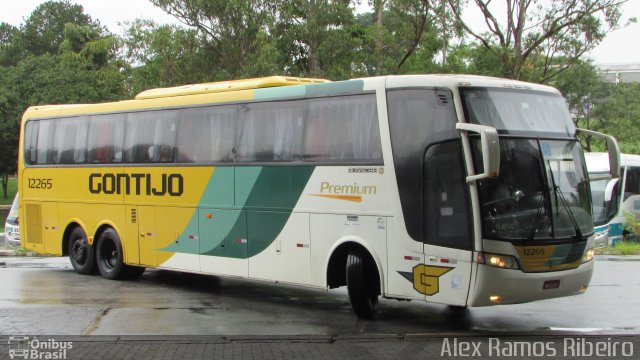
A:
597;240;640;255
0;176;18;206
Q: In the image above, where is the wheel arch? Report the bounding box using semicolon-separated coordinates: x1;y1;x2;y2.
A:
325;237;384;294
93;220;123;245
61;220;89;256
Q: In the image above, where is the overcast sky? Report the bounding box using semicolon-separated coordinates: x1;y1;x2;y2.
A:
1;0;638;65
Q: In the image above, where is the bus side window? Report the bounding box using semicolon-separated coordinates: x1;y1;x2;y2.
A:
125;110;177;163
236;101;304;162
87;114;125;163
24;121;39;165
177;106;236;163
36;120;55;165
52;117;88;164
624;167;640;201
424;141;472;250
304;94;382;163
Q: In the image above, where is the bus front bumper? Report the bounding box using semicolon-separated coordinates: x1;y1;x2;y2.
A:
467;260;594;307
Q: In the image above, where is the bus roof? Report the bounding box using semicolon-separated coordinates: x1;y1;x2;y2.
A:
135;76;329;100
21;74;559;120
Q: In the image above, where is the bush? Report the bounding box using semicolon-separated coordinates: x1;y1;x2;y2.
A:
623;211;640;242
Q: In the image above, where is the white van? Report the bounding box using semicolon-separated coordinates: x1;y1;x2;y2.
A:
4;193;19;247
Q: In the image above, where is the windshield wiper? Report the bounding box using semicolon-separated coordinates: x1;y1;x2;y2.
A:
547;160;583;242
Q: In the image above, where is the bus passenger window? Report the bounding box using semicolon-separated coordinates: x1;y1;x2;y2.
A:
177;106;236;163
87;114;125;163
36;120;55;165
236;101;304;162
52;117;88;164
125;110;177;163
304;95;381;163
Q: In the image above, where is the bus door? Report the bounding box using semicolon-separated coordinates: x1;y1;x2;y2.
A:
420;141;474;306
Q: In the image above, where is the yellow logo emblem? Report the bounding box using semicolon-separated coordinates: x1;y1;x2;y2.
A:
399;264;453;296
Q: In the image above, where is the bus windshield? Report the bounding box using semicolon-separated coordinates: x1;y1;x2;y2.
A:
461;87;575;136
463;88;593;242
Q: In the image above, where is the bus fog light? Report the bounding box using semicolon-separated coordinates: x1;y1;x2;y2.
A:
582;248;595;263
489;295;502;303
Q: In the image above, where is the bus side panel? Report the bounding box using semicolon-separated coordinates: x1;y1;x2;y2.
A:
57;202;126;252
155;206;200;272
248;211;311;285
309;214;387;289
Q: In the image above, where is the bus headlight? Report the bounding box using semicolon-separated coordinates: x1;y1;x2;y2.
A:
582;248;595;263
476;252;520;270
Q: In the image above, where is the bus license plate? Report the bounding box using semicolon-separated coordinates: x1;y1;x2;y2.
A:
543;280;560;290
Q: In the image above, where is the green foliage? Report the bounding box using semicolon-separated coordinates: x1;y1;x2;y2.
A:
623;211;640;238
590;83;640;154
0;176;16;205
122;20;214;95
0;1;126;194
449;0;627;82
21;0;104;56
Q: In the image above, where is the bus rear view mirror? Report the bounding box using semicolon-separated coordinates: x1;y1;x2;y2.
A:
456;123;500;182
578;129;621;178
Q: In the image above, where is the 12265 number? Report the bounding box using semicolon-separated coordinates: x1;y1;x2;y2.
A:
27;178;53;189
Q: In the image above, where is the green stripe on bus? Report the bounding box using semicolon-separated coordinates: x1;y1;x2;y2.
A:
163;166;315;259
304;80;364;97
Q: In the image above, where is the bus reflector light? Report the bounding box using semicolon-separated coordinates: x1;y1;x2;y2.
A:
489;295;501;303
205;213;213;219
579;285;588;293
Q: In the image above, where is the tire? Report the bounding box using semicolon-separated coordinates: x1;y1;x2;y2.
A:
346;250;379;319
96;228;128;280
68;227;95;275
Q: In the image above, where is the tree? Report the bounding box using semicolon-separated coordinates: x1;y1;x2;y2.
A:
21;0;104;56
552;60;613;151
353;0;462;76
273;0;358;79
150;0;278;79
122;20;215;94
0;70;19;199
0;2;126;198
448;0;631;81
591;83;640;154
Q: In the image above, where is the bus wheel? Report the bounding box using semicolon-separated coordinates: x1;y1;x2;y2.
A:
96;228;127;280
68;227;95;275
346;250;379;319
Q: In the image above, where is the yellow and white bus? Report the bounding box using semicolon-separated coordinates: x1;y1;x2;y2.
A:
18;75;619;318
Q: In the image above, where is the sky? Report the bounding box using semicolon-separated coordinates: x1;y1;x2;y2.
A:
0;0;639;65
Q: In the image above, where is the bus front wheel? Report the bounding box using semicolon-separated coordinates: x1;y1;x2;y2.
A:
346;250;379;319
68;227;95;275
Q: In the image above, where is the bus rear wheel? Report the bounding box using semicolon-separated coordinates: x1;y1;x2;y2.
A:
68;227;95;275
346;250;379;319
96;228;139;280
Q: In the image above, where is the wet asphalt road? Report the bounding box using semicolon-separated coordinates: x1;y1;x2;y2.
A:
0;256;638;336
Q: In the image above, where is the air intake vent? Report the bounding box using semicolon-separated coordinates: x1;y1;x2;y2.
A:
437;93;450;104
131;208;137;224
26;204;43;245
